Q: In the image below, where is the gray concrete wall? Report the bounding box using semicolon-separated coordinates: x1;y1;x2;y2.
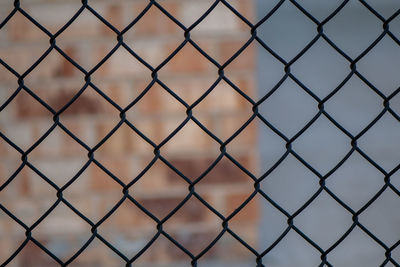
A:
257;1;400;266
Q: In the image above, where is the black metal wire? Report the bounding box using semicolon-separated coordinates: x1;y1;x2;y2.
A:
0;0;399;266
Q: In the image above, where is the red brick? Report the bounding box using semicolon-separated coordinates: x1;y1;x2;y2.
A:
18;166;31;197
54;90;105;115
0;1;259;266
126;119;161;152
194;81;242;112
132;81;188;116
164;3;181;34
166;156;251;184
101;81;135;108
15;90;48;119
90;157;130;191
59;118;96;153
22;50;67;81
0;164;3;186
226;192;259;223
220;40;255;71
166;230;218;260
138;195;207;223
54;47;77;77
96;121;130;156
164;43;211;74
18;240;59;267
131;4;159;36
73;239;122;267
135;82;162;114
97;44;148;78
133;159;170;191
3;123;34;153
212;230;257;260
15;87;110;119
238;0;256;26
103;5;124;35
8;12;46;41
0;45;48;78
180;2;242;33
161;118;215;155
131;3;180;36
46;5;112;40
29;124;63;159
29;3;85;37
234;76;257;104
159;77;217;105
0;134;12;160
130;235;170;264
60;194;97;221
111;199;155;229
221;114;257;146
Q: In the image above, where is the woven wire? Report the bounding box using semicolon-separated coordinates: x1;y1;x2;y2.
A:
0;0;400;266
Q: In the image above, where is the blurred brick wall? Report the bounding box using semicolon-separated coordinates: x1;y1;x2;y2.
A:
0;0;258;266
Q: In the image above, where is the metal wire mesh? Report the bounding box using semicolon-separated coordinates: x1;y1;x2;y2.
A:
1;0;400;266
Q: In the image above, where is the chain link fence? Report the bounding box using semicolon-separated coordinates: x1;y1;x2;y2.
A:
1;0;400;266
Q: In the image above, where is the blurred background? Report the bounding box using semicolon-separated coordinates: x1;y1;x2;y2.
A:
0;0;258;266
0;0;399;266
257;1;400;266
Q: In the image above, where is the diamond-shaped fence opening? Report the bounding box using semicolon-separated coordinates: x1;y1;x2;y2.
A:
0;0;400;266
